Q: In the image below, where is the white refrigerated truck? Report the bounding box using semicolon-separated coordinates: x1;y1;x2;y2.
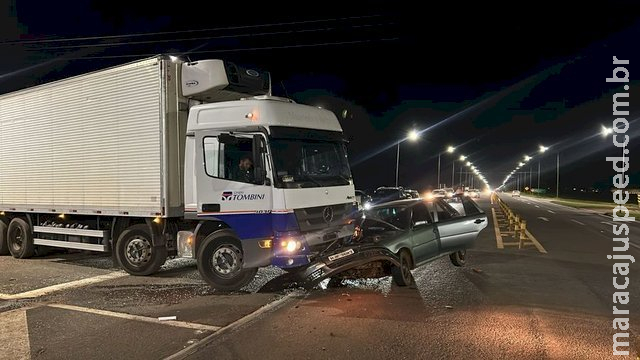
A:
0;55;356;290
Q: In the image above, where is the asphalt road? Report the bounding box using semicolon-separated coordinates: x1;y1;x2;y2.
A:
1;196;639;359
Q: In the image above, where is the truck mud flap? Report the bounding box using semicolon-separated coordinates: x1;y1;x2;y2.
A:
297;245;401;290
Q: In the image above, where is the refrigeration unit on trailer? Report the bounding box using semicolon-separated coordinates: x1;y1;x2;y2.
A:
0;55;356;290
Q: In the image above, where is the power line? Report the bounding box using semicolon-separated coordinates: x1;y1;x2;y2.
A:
55;37;400;60
14;22;395;51
0;14;386;45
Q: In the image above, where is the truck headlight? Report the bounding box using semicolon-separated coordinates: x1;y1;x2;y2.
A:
280;238;302;252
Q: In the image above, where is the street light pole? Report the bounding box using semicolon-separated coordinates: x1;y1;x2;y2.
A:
395;130;419;188
537;161;540;190
395;142;400;187
437;153;441;188
451;160;455;188
556;152;560;198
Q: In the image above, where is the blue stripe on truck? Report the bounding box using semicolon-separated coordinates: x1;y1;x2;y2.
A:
197;212;298;239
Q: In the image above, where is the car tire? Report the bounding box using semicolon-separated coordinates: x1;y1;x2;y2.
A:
7;218;35;259
391;250;414;286
115;224;167;276
0;218;9;255
449;249;466;267
197;235;258;291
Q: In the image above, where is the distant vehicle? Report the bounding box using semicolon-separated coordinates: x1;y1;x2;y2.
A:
404;189;421;199
429;189;447;199
469;189;480;198
512;190;521;197
299;198;488;287
370;187;410;205
443;188;455;198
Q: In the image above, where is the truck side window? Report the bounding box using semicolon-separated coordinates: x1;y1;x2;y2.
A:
203;135;255;183
203;137;221;177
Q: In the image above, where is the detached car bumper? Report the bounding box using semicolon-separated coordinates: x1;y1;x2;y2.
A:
297;244;401;289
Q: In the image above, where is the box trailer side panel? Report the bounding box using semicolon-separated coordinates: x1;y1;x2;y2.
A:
0;57;180;217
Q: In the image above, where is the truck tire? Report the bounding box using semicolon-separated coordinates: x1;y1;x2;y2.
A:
7;218;35;259
0;219;9;255
115;224;167;276
391;249;414;287
197;235;258;291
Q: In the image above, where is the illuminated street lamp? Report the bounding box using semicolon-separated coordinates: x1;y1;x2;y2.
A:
601;125;613;137
396;130;419;187
437;145;456;188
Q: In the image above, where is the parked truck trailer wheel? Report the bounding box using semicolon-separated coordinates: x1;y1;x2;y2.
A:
115;224;167;276
7;218;35;259
197;234;258;291
0;218;9;255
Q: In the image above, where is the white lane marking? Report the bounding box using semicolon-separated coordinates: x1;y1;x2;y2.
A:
0;308;31;359
535;205;540;208
631;243;640;250
164;292;298;360
0;272;127;300
47;304;220;332
537;217;549;222
547;210;555;214
601;221;615;226
571;219;585;226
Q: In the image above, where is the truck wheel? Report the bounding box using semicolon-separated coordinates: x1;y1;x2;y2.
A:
0;219;9;255
7;218;35;259
115;224;167;276
449;249;466;267
391;250;414;287
197;235;258;291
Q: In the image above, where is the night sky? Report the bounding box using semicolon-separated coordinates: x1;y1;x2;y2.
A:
2;1;639;195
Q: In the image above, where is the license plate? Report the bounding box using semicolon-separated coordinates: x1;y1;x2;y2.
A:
328;248;355;261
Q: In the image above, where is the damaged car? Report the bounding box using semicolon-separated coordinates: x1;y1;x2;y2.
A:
299;197;488;288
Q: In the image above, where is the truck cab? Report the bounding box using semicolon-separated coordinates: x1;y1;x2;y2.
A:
178;60;356;290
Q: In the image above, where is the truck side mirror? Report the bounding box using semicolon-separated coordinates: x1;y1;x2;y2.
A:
252;134;267;185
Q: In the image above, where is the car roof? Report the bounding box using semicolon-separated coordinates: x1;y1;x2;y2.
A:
368;198;429;209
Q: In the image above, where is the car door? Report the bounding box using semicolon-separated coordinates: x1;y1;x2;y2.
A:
409;202;439;264
432;198;487;251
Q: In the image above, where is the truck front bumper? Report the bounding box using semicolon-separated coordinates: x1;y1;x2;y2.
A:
271;224;355;269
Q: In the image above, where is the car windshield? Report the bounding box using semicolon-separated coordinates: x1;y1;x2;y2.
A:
270;138;352;188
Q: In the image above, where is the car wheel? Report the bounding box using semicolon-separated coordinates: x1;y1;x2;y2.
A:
449;249;466;267
115;224;167;276
391;250;414;286
197;235;258;291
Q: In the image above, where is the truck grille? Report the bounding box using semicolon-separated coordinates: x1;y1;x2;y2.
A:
294;203;352;232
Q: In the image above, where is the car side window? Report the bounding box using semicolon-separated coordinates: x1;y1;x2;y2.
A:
462;197;482;215
411;203;432;226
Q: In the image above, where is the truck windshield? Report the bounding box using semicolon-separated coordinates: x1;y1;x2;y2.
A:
270;139;352;188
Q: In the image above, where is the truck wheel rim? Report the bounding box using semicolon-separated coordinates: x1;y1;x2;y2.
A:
10;227;23;251
126;238;152;265
212;245;241;276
